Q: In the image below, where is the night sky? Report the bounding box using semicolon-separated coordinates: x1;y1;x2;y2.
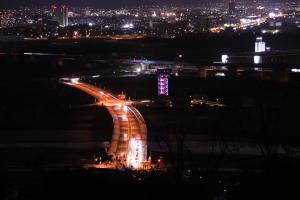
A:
0;0;214;8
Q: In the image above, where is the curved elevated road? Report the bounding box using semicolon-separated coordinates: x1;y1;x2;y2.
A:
62;80;147;169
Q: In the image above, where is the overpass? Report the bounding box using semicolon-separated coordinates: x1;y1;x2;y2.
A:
62;79;147;169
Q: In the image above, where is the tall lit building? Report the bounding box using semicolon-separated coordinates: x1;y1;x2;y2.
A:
51;5;68;27
61;5;68;27
255;37;266;53
228;0;236;15
149;20;153;29
158;74;169;96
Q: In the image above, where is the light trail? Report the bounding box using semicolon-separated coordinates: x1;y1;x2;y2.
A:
62;80;148;170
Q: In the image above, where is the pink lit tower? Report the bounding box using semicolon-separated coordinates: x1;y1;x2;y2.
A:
158;74;169;96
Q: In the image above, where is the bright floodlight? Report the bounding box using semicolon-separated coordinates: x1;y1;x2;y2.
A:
121;115;128;121
123;105;128;112
269;12;276;18
221;55;229;64
126;137;146;169
215;72;226;77
254;55;262;64
291;68;300;73
136;68;141;73
122;23;134;29
71;78;80;83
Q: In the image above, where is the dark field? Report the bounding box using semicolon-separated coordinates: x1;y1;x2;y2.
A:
1;31;300;63
1;36;300;199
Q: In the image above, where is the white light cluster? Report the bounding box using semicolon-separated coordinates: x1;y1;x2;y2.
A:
269;12;276;18
215;73;226;77
123;105;128;112
122;23;134;29
254;55;262;64
291;68;300;73
126;137;145;169
221;54;229;64
71;78;80;83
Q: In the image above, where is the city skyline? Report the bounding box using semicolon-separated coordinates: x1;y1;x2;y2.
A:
0;0;294;8
2;0;207;8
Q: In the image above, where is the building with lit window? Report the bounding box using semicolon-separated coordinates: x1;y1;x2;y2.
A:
51;5;68;27
158;74;169;96
255;37;266;53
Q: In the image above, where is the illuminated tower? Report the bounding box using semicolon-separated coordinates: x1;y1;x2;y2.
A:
158;74;169;96
51;5;68;27
228;0;236;15
61;5;69;27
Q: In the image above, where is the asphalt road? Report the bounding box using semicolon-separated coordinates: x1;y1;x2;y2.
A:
63;80;147;168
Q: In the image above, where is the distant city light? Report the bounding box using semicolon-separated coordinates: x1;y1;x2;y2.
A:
254;55;262;64
221;54;229;64
71;78;80;83
256;6;265;10
215;72;226;77
254;67;263;72
73;31;78;37
136;68;141;73
122;23;134;29
291;68;300;73
269;12;276;18
262;29;279;34
123;105;128;112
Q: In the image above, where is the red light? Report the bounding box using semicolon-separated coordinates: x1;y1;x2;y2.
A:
51;5;57;10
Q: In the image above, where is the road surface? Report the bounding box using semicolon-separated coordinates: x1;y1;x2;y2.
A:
62;79;147;169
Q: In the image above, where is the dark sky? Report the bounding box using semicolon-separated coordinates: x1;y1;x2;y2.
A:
0;0;213;8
